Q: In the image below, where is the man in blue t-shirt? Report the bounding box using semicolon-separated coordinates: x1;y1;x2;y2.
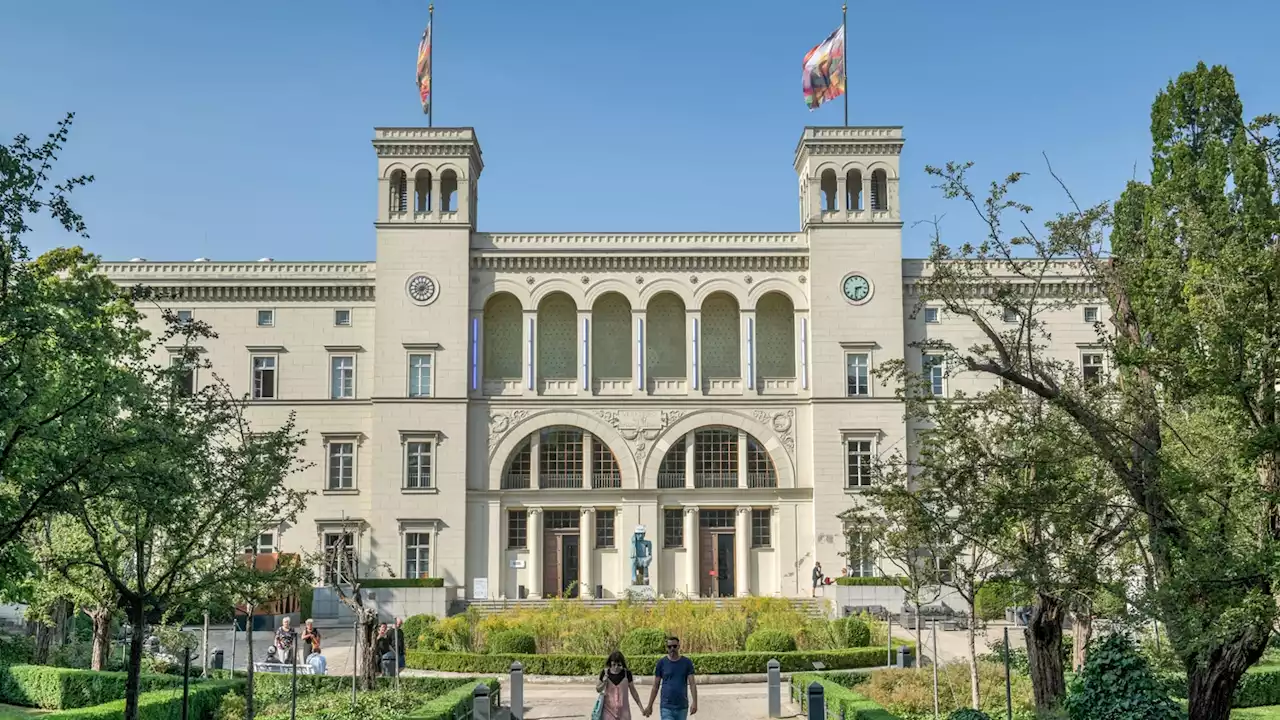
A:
646;635;697;719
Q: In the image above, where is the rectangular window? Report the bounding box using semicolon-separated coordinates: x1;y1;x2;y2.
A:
1082;352;1104;385
334;309;352;327
251;355;276;399
323;532;355;585
694;428;737;489
663;509;684;548
596;509;615;549
327;441;355;490
170;356;195;396
1002;307;1018;324
405;532;431;579
176;309;193;325
923;307;939;324
846;440;873;488
507;510;527;549
243;532;275;555
936;557;954;584
408;353;434;398
923;354;945;396
330;355;355;399
405;441;433;489
751;509;772;548
257;309;274;327
845;353;869;397
847;530;876;577
1083;306;1099;324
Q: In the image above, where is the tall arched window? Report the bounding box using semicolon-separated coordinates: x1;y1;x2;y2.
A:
820;169;838;212
500;426;622;489
441;170;458;212
871;169;888;211
653;426;777;489
389;170;407;213
845;170;863;211
414;170;432;212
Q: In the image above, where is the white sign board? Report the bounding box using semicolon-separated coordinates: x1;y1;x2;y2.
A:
509;559;526;569
472;577;489;600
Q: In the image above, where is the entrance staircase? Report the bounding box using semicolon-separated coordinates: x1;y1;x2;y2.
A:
462;596;829;618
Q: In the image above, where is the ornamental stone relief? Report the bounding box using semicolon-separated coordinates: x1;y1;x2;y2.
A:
595;409;686;466
752;409;796;453
487;409;531;451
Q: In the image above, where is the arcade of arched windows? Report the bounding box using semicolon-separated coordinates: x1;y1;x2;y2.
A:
819;167;891;213
500;425;622;490
386;167;461;218
477;288;806;398
655;426;778;490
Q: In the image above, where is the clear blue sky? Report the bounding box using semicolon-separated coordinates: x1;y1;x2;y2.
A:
4;0;1277;261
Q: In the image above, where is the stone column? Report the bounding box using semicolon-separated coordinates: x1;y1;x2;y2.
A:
684;506;699;597
580;507;595;598
737;429;748;489
835;174;847;216
772;505;783;597
862;173;873;213
735;506;752;597
687;308;701;392
741;309;756;390
527;508;543;598
522;310;537;394
431;174;443;220
487;501;503;598
583;433;594;489
529;432;541;489
578;309;592;395
683;431;696;489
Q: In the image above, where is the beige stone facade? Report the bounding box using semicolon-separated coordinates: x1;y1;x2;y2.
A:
100;125;1106;606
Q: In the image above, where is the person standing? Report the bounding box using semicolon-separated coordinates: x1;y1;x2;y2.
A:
645;636;696;719
595;651;646;720
274;617;296;665
393;617;407;672
811;562;824;598
301;618;321;661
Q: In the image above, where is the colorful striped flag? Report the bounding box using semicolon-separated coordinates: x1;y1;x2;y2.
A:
802;25;846;111
416;20;432;114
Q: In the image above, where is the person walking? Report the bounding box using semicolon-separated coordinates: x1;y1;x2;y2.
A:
595;651;646;720
645;636;696;719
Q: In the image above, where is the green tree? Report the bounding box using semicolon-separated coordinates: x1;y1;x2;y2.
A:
27;516;120;670
58;363;311;720
0;115;154;594
911;63;1280;720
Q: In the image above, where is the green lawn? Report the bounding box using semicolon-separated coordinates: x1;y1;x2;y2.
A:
1234;707;1280;719
0;704;47;719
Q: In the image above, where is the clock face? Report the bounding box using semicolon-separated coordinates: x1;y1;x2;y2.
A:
842;274;871;303
406;274;438;304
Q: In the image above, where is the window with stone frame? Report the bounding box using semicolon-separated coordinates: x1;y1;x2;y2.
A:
323;532;355;585
923;307;939;324
544;510;579;530
751;509;772;548
242;531;275;555
1083;306;1100;324
694;427;738;488
405;440;433;489
923;353;945;396
408;353;434;397
170;355;195;397
700;509;734;529
846;439;873;488
846;352;870;397
591;440;621;488
404;532;431;579
846;529;876;577
663;509;684;548
327;441;355;490
745;437;777;488
539;428;584;489
595;509;615;549
507;510;527;549
1081;352;1105;385
503;439;532;489
251;355;277;399
657;436;687;488
330;355;355;399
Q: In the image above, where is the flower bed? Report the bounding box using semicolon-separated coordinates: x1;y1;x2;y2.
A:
407;647;896;675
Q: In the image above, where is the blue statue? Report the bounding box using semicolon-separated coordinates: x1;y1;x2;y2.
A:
629;525;653;586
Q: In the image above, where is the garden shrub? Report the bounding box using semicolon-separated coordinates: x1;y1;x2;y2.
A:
1235;667;1280;708
408;646;900;675
843;618;872;648
620;628;667;656
402;614;438;650
1063;633;1180;720
0;636;34;667
213;691;245;720
973;579;1031;622
746;629;797;653
405;678;501;720
791;673;898;720
0;664;187;710
487;629;537;655
863;662;1037;720
42;679;242;720
948;710;992;720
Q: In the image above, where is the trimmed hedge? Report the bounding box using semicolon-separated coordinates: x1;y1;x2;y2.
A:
406;678;501;720
0;664;187;710
834;577;906;587
208;669;469;701
792;673;901;719
357;577;444;588
746;630;797;653
619;628;667;656
488;630;537;655
407;647;897;675
43;680;242;720
403;614;438;650
1154;665;1280;709
843;618;872;648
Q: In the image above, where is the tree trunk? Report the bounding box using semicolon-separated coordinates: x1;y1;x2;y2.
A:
1024;592;1066;710
201;611;209;677
1185;628;1269;720
967;604;980;709
1070;609;1092;672
123;602;146;720
245;605;255;720
89;609;112;671
359;614;379;690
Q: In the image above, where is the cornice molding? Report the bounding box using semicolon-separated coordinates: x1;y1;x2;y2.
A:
806;143;904;156
474;232;804;248
470;255;808;272
100;261;375;278
139;285;376;302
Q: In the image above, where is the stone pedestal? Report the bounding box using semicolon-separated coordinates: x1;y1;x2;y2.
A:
627;585;657;601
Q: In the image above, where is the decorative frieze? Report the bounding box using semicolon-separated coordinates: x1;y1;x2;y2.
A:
470;255;808;273
476;233;803;247
805;143;904;156
595;409;686;465
752;408;796;454
487;409;531;450
131;285;375;302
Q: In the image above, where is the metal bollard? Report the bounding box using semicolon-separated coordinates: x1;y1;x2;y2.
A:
807;681;825;720
473;683;492;720
897;645;914;669
767;659;781;718
509;661;524;720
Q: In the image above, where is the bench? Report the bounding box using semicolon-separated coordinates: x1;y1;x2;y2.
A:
253;662;317;675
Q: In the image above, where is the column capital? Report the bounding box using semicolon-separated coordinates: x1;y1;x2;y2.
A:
736;506;753;515
684;506;700;516
771;505;781;516
527;507;542;516
580;506;596;516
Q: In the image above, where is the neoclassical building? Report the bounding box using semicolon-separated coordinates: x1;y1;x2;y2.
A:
101;125;1106;603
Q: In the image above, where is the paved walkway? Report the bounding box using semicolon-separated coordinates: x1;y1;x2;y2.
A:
513;681;795;720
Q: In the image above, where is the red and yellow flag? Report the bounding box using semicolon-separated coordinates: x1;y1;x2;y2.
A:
416;20;432;114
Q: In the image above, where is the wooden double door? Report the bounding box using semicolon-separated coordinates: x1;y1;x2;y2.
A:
698;509;736;598
541;510;581;598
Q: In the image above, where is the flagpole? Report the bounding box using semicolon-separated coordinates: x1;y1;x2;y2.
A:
430;3;435;126
842;3;848;126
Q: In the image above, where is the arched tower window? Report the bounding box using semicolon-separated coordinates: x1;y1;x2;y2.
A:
414;170;432;212
820;169;838;212
845;170;863;211
653;426;778;490
871;169;888;211
499;426;622;489
389;170;407;213
441;169;459;212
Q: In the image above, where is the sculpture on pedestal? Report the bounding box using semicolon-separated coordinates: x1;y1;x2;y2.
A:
629;525;653;587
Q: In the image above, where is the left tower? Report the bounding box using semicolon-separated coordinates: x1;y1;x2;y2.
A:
369;128;483;590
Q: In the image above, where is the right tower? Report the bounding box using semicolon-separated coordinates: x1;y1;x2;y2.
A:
795;126;908;575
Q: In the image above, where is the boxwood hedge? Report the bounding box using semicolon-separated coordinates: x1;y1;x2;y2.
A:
407;647;895;675
405;678;501;720
791;672;901;719
42;680;242;720
0;664;188;710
